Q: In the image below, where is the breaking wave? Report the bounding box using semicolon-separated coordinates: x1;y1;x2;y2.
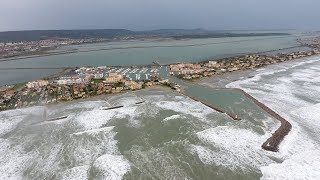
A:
227;56;320;179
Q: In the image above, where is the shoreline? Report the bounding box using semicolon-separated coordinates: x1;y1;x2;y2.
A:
0;34;294;63
2;39;320;153
177;79;292;152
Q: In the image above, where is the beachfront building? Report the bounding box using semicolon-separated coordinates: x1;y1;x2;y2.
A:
26;80;49;89
125;81;142;90
93;72;104;79
205;61;221;68
170;63;204;75
105;72;124;83
57;75;92;85
3;90;16;100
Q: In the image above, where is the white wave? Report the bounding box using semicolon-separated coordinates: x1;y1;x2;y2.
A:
192;126;275;172
0;106;44;136
0;115;25;137
163;114;181;122
73;109;118;130
92;154;131;180
155;96;215;120
127;144;191;179
0;100;132;179
0;138;35;180
226;56;320;179
291;103;320;131
260;150;320;180
48;100;105;114
59;165;89;180
71;126;115;136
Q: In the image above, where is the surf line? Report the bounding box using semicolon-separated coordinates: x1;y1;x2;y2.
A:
207;87;291;152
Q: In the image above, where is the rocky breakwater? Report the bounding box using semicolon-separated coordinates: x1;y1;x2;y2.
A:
232;88;292;152
179;91;241;121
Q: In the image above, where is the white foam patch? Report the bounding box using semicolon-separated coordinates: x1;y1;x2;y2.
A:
48;101;105;114
155;96;215;120
73;104;140;130
92;154;131;180
0;106;44;136
163;114;181;122
192;126;275;172
225;56;320;178
127;144;190;179
291;103;320;131
67;128;120;169
0;99;133;179
117;97;140;107
142;94;166;102
0;138;35;180
59;165;89;180
0;115;25;136
73;109;118;130
260;150;320;180
72;126;115;136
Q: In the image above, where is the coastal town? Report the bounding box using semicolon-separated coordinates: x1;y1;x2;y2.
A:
0;65;173;111
1;35;320;111
0;38;108;59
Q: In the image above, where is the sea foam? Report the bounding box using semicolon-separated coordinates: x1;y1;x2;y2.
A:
192;126;275;172
227;56;320;179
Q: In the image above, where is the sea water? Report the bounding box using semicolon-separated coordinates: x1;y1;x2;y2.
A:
227;55;320;179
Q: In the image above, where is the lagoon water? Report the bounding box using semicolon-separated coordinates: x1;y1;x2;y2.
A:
0;35;305;86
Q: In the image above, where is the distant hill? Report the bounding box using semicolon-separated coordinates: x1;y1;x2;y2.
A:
0;29;291;42
0;29;135;42
138;28;214;35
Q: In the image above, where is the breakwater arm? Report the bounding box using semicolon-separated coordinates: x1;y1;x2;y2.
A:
180;91;241;121
220;88;292;152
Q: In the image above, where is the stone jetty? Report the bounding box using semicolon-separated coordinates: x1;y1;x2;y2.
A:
227;88;292;152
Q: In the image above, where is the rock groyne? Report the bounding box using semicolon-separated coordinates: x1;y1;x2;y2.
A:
180;91;241;121
225;88;292;152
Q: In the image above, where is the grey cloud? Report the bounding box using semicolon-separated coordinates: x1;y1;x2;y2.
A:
0;0;319;31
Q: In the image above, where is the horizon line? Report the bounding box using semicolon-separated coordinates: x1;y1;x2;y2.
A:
0;28;298;33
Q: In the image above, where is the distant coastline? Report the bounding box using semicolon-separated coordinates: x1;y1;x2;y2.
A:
0;33;292;62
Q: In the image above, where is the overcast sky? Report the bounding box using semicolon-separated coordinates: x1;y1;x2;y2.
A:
1;0;319;31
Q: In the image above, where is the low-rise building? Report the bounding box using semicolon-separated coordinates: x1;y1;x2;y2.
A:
93;72;104;79
27;80;49;89
57;75;92;85
105;72;124;83
125;81;142;90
